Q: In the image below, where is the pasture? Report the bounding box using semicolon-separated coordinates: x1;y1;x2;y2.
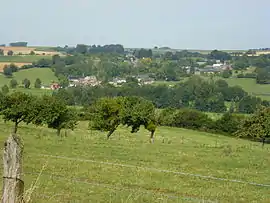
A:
0;68;58;88
0;121;269;202
0;55;52;63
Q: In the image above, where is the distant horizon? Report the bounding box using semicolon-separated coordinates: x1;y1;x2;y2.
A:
1;42;266;51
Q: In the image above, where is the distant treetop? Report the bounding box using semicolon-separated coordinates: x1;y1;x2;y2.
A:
9;42;28;47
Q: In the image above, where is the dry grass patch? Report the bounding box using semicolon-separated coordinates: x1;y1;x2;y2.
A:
0;46;64;56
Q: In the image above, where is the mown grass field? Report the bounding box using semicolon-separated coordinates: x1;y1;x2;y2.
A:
0;121;269;202
0;68;58;93
0;55;52;63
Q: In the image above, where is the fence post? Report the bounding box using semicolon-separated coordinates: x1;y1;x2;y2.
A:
2;134;24;203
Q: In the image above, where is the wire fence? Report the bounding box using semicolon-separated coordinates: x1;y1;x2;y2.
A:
39;154;270;188
24;171;217;203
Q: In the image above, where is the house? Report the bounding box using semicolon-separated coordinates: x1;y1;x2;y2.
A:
50;83;61;90
69;75;101;87
136;74;155;85
108;77;127;86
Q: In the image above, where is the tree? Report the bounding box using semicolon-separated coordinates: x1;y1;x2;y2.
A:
2;85;9;95
9;42;28;47
7;50;13;56
30;51;35;55
235;107;270;146
89;97;122;139
9;79;18;89
75;44;88;54
0;92;37;133
221;70;232;78
89;96;157;142
238;96;261;114
23;78;31;88
9;63;18;72
34;78;42;88
3;66;13;77
36;96;78;136
208;50;232;62
52;54;61;64
0;49;4;55
58;75;69;88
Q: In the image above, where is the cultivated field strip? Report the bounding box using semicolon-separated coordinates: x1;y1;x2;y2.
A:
39;154;270;188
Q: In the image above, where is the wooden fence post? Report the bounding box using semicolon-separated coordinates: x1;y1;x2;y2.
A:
2;134;24;203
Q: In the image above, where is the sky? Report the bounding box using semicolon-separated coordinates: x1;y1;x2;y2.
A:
1;0;270;50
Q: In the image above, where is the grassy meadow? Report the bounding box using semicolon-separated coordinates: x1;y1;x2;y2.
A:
0;55;52;63
0;121;269;203
0;68;58;87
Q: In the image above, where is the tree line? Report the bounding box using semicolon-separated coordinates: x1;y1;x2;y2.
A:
54;76;270;114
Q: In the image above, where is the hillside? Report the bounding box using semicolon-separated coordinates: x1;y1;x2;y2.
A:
0;68;58;87
0;121;269;202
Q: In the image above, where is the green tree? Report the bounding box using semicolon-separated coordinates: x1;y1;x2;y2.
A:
221;70;232;78
34;78;42;88
9;63;18;72
23;78;31;88
30;51;35;55
89;97;122;138
0;92;37;133
1;85;9;95
120;96;157;142
9;79;18;89
0;49;4;55
89;96;157;142
52;54;61;64
235;107;270;146
36;96;78;136
58;74;69;88
238;96;261;114
3;66;13;77
7;50;13;56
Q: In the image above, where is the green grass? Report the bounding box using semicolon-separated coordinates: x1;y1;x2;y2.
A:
0;55;52;63
0;68;58;95
29;46;57;52
0;121;269;202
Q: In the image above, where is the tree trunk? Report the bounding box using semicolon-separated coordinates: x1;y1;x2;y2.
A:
149;130;155;144
57;128;61;136
262;138;265;148
13;122;18;134
107;128;116;139
2;134;24;203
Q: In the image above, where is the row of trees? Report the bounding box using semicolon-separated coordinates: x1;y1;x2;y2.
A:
0;92;77;135
1;78;42;94
54;76;269;114
157;107;270;145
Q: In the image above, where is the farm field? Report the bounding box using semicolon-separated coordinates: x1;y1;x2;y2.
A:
0;68;58;88
0;121;269;202
0;46;63;56
0;55;52;63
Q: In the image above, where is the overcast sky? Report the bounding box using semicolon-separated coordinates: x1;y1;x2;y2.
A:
1;0;270;49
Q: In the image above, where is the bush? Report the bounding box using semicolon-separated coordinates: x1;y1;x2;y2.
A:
214;113;246;135
156;108;176;126
162;108;215;131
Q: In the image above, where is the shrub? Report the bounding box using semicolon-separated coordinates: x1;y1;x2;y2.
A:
214;113;246;135
170;108;215;131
